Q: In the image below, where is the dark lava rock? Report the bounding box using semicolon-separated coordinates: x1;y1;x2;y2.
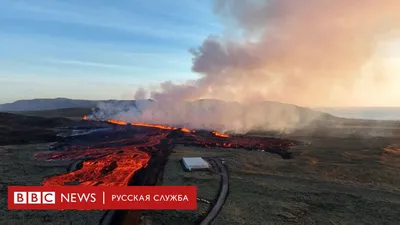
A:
100;161;118;175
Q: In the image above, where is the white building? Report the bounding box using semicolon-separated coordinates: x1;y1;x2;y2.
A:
181;157;210;171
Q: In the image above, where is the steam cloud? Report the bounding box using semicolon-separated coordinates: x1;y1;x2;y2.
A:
92;0;400;133
152;0;400;106
91;99;326;133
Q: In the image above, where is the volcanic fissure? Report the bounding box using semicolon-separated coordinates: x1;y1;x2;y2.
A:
36;118;298;187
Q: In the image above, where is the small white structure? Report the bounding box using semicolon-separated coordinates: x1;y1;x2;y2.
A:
181;157;210;171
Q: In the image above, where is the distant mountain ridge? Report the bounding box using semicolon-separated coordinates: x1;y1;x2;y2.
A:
316;107;400;121
2;98;312;113
1;98;333;125
0;98;145;112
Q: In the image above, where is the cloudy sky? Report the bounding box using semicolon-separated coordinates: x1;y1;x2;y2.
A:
0;0;221;103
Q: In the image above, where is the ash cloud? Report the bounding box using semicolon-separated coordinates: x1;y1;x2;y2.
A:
92;0;400;133
151;0;400;106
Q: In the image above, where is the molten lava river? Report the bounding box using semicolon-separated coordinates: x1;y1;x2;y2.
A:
35;118;298;187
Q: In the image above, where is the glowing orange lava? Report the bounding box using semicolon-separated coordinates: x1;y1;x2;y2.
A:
181;128;191;133
130;122;175;130
38;116;296;187
92;117;203;134
40;146;150;186
104;118;223;136
212;131;230;138
107;119;128;126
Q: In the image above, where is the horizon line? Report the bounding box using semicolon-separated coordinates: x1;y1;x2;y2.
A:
1;97;400;108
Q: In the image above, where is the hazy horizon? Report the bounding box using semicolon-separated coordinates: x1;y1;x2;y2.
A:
2;98;400;122
2;97;400;109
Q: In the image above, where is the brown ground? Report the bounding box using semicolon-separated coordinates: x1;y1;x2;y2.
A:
10;108;92;121
0;112;73;145
141;136;400;225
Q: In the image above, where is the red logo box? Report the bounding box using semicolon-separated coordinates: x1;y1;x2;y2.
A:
8;186;197;210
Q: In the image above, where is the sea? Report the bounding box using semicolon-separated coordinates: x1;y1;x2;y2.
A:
315;107;400;121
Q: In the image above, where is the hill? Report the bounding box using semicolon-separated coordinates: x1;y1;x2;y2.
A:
0;98;145;112
11;108;93;120
316;107;400;121
0;113;73;145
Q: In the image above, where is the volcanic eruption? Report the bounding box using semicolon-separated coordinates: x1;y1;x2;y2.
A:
36;116;298;187
35;0;400;189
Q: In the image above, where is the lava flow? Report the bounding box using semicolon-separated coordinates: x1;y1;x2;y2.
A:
38;146;150;186
36;118;299;187
212;131;230;138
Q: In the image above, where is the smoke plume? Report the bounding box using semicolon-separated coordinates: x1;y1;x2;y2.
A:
90;99;326;133
149;0;400;106
92;0;400;133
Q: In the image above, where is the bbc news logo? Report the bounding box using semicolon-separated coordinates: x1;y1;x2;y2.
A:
8;186;197;210
14;192;56;204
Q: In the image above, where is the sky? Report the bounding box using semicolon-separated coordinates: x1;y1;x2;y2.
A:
0;0;222;103
1;1;400;107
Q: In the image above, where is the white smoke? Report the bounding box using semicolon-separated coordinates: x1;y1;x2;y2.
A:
90;99;327;133
91;0;400;133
